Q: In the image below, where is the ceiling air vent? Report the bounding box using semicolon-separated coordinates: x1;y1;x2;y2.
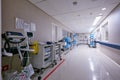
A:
91;0;97;2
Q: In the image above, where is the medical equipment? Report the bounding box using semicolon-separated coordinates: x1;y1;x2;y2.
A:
2;31;25;58
89;34;96;48
3;31;34;66
54;42;62;62
2;31;35;80
63;36;72;49
31;43;54;73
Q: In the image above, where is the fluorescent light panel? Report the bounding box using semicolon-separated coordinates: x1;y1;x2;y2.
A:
89;27;94;32
102;8;106;10
93;16;102;26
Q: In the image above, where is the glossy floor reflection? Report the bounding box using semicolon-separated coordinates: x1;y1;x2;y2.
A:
45;45;120;80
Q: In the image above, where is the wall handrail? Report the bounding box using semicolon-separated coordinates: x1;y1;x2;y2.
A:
96;41;120;50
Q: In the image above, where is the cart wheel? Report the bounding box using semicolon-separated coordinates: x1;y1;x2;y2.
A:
36;69;40;73
38;76;41;80
50;63;54;67
60;58;62;60
54;61;57;65
40;68;45;74
53;60;57;65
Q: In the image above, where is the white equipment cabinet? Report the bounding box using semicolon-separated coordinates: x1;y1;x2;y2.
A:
31;43;54;70
54;42;62;62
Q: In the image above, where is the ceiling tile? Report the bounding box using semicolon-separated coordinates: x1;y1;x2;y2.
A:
29;0;120;33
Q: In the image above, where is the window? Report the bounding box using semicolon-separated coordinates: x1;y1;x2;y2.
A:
101;22;108;41
97;29;101;41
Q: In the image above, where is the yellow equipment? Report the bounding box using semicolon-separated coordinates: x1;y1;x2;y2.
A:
30;41;39;54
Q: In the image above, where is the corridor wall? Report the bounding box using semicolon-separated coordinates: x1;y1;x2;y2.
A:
2;0;71;42
2;0;72;75
93;4;120;64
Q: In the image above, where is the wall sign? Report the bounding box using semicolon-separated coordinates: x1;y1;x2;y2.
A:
15;17;36;32
16;17;24;29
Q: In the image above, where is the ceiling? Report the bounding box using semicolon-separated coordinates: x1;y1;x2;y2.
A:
28;0;120;33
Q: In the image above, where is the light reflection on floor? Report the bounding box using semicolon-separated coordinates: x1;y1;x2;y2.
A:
45;45;120;80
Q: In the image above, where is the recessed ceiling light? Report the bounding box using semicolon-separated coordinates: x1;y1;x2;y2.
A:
102;8;106;11
73;1;78;6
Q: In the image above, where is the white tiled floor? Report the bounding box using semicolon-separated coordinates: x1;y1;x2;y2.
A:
45;45;120;80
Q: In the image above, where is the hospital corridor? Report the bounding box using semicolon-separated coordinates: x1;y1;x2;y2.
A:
41;45;120;80
0;0;120;80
